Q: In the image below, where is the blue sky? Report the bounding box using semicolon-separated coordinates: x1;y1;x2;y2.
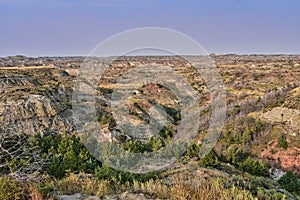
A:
0;0;299;56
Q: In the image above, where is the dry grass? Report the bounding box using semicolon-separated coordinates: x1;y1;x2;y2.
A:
133;179;169;199
132;174;256;200
52;173;112;196
28;185;44;200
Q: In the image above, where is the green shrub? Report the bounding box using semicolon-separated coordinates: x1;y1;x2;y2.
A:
278;134;288;149
239;157;269;177
34;133;101;179
95;165;155;184
225;146;249;165
121;137;165;153
242;128;253;144
184;143;200;158
121;139;153;153
199;150;220;168
278;171;300;195
148;137;164;151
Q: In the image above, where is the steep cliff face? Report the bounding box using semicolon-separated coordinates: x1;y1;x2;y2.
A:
0;67;75;135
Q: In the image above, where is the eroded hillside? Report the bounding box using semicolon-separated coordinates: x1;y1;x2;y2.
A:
0;55;300;199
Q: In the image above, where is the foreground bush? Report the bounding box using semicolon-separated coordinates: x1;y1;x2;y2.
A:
0;177;25;200
33;133;101;179
239;157;269;177
278;171;300;195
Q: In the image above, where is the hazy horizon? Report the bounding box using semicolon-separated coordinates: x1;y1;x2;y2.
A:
1;0;299;56
2;53;300;58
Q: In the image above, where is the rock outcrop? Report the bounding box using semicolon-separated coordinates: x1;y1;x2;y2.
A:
0;67;74;135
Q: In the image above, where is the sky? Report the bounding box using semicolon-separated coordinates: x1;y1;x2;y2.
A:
0;0;299;56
